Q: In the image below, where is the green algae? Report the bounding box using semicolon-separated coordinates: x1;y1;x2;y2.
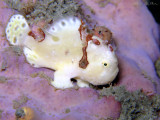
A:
95;0;112;8
3;46;23;57
26;0;80;25
4;0;96;29
12;46;23;56
99;86;160;120
4;0;35;16
1;60;8;71
95;0;118;8
30;71;53;85
0;76;7;83
65;108;70;114
13;95;29;109
155;58;160;78
0;109;3;119
5;0;80;25
99;117;114;120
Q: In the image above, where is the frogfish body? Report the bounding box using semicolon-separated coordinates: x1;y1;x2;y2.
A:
5;14;119;89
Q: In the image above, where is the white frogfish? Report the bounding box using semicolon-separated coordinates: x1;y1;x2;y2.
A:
5;14;119;89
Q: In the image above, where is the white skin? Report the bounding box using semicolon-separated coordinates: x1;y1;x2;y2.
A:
6;15;119;89
51;42;119;89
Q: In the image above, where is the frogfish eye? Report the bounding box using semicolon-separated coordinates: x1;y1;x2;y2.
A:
104;63;107;66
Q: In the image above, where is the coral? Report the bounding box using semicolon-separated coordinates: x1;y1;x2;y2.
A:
99;86;160;120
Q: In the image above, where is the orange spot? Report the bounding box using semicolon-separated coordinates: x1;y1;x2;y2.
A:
109;45;113;52
37;28;45;42
86;34;93;42
28;31;36;39
79;46;89;69
28;28;45;42
94;26;112;44
78;19;85;40
92;39;100;45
